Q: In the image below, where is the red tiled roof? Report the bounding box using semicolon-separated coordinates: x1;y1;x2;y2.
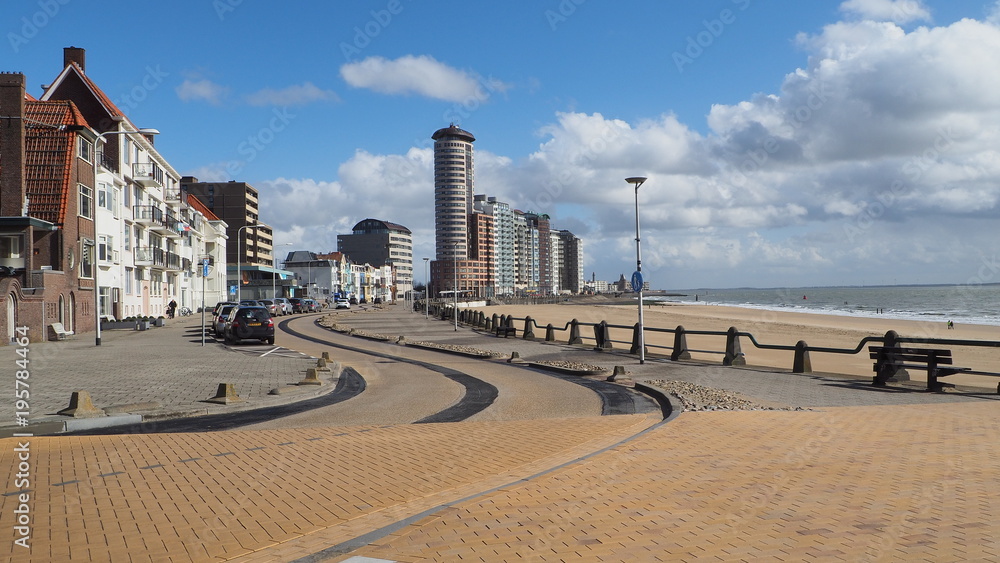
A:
24;100;90;224
185;194;220;221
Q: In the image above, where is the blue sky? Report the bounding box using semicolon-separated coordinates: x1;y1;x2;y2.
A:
8;0;1000;289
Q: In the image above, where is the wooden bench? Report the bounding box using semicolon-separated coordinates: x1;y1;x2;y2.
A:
869;346;970;391
495;324;517;338
50;322;75;341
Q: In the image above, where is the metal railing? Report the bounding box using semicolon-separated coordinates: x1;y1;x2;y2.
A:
437;307;1000;384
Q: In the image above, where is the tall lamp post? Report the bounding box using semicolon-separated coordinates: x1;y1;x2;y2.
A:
236;224;257;302
93;127;160;346
423;257;430;319
626;176;648;364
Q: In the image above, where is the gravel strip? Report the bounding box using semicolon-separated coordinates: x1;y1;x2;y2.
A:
531;360;606;372
644;380;810;412
408;341;505;358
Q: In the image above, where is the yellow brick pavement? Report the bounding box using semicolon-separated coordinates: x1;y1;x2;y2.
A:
0;414;657;562
344;401;1000;562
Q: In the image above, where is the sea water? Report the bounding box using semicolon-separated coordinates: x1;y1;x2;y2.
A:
646;284;1000;327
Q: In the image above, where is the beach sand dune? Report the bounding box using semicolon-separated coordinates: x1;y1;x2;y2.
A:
482;297;1000;389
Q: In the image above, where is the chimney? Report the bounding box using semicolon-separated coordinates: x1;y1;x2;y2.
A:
0;72;27;216
64;46;85;72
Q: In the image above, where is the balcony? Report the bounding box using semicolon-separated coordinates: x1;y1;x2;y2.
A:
97;151;119;174
157;212;183;237
134;205;164;226
132;162;164;188
165;251;183;271
134;247;167;269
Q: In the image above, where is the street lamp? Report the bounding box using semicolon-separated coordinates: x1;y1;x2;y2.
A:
93;127;159;346
423;257;430;319
626;176;647;364
236;224;257;302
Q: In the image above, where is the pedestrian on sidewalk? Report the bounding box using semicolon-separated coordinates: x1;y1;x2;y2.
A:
168;298;178;319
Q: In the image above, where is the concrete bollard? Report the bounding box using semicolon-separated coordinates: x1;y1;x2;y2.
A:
205;383;243;405
299;368;323;386
316;358;332;372
671;325;692;361
523;316;535;340
507;351;524;364
57;390;106;417
397;335;406;345
568;319;583;345
607;365;627;382
723;327;746;366
793;340;812;373
322;351;332;362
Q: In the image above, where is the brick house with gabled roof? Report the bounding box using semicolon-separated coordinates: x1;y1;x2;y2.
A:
1;71;98;343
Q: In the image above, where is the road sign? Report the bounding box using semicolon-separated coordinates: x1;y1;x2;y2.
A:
202;258;210;277
631;271;643;292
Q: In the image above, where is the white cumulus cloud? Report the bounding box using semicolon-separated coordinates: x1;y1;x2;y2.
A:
839;0;932;24
339;55;507;103
175;78;229;105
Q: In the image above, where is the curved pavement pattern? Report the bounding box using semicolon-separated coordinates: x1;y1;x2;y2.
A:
3;306;1000;562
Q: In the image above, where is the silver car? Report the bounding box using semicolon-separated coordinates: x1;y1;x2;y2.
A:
273;297;292;315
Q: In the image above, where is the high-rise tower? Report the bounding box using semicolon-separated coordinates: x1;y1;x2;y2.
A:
432;124;475;262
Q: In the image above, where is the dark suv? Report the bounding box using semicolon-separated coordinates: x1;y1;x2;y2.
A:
288;298;308;313
224;306;275;345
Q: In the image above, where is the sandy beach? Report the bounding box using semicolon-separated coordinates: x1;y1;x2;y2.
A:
480;297;1000;389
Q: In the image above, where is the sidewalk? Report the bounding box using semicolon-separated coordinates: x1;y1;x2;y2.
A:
0;317;325;436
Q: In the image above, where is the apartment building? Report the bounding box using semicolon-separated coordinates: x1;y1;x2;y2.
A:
0;48;228;343
336;218;412;299
39;48;228;320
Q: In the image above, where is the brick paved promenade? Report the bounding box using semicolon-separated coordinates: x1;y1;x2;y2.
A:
1;305;998;561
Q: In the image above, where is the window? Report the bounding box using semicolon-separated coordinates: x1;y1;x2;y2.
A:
80;238;95;279
124;228;130;251
125;268;133;294
122;138;131;164
78;137;93;163
98;286;110;318
98;235;114;262
79;185;93;219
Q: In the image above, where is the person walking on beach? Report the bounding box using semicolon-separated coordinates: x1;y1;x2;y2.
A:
947;320;954;330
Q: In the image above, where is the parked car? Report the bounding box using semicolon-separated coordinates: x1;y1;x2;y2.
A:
239;299;262;307
303;298;320;312
288;298;307;313
273;297;292;315
213;304;239;336
213;301;237;315
258;299;279;316
348;297;358;305
335;299;350;310
224;306;274;345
